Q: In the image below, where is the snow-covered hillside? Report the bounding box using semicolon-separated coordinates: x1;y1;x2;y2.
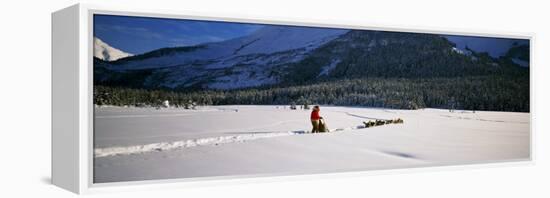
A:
115;26;347;70
94;37;132;61
227;26;348;56
104;26;347;89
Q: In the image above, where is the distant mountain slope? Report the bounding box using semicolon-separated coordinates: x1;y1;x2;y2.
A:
97;26;347;89
94;37;132;61
109;26;347;70
95;28;529;91
283;30;522;84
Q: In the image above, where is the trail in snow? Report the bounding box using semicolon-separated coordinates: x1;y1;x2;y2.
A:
338;111;392;121
94;131;301;158
94;124;372;158
94;108;401;158
345;112;386;120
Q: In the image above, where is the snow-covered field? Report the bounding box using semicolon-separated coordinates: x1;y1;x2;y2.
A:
93;105;530;183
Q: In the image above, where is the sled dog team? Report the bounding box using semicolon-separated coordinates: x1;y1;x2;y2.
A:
310;105;403;133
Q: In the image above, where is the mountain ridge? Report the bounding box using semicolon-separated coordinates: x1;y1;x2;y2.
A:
94;28;529;91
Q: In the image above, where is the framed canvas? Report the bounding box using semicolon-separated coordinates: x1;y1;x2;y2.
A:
52;3;533;194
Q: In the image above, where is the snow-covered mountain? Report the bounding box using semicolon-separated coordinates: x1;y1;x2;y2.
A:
111;26;347;70
101;26;347;89
95;27;529;91
94;37;132;61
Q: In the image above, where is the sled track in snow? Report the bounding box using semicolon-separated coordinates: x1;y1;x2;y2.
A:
94;131;303;158
94;125;373;158
94;111;402;158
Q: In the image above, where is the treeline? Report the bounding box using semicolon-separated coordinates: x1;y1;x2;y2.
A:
94;75;529;112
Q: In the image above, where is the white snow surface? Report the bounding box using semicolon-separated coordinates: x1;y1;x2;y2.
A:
93;37;132;61
94;105;529;183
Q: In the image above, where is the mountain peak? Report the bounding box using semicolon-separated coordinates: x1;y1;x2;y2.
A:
94;37;133;61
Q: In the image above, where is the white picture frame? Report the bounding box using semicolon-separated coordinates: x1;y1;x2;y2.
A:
52;3;534;194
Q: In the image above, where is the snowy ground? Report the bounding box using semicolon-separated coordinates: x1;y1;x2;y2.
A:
93;105;530;183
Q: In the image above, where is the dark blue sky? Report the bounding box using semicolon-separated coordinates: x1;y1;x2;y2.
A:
94;14;528;57
94;14;263;54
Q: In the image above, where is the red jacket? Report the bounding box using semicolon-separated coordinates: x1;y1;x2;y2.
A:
311;110;320;120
